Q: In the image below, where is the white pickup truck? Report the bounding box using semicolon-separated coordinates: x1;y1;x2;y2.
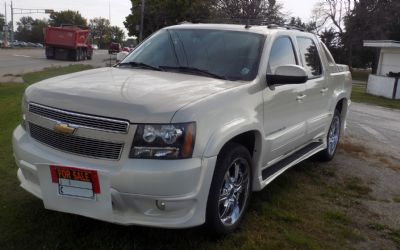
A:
13;23;352;234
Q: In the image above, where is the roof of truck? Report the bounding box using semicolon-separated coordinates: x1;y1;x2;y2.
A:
166;23;313;36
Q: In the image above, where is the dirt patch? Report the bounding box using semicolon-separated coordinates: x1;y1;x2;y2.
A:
308;154;399;249
338;138;400;171
333;136;400;235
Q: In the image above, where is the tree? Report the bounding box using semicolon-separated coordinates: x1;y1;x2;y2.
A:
345;0;400;71
0;14;5;31
30;19;48;43
124;0;214;38
49;10;87;27
314;0;357;35
15;17;48;43
89;17;111;49
312;0;358;67
287;17;318;32
320;27;346;62
109;26;125;43
15;16;34;41
213;0;285;24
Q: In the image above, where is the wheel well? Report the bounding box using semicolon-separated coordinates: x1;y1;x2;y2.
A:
218;131;262;191
336;98;346;114
227;131;257;157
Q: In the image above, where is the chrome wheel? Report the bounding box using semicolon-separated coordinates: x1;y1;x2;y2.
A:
328;115;340;156
218;157;250;226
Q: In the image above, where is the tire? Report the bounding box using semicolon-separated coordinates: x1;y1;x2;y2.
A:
45;47;54;59
317;109;341;162
205;142;252;235
79;49;83;61
74;49;79;61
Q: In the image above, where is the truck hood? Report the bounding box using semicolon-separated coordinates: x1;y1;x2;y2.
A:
26;67;241;123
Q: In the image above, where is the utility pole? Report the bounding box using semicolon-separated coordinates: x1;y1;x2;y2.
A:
10;0;13;46
4;1;8;47
108;0;111;24
139;0;145;42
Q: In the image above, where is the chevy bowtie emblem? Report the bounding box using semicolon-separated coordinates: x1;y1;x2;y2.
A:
54;123;76;135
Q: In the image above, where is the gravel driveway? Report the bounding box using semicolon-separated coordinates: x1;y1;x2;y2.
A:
331;102;400;248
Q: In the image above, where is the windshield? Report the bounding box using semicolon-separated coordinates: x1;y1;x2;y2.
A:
121;29;265;81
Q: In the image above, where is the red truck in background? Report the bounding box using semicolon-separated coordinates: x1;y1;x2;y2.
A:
44;25;93;61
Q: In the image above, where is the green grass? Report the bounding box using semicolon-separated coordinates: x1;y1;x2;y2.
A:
351;85;400;110
324;211;351;225
351;69;371;82
368;223;400;245
344;176;372;198
368;223;387;232
284;230;320;250
0;65;394;249
22;64;93;84
390;229;400;245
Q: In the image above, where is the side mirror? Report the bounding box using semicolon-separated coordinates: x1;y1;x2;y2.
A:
266;65;308;85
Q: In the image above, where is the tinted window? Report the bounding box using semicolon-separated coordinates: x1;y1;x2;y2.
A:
123;29;265;81
297;37;323;77
268;37;297;73
321;42;335;65
125;31;178;68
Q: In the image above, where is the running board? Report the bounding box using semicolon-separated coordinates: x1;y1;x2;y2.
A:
262;142;322;180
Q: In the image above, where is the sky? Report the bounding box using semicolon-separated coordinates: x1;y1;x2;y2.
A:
1;0;319;37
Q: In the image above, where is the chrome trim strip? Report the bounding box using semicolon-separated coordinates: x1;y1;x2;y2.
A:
29;102;130;134
28;123;124;161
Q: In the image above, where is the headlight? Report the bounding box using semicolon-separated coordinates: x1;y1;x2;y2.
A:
129;122;196;159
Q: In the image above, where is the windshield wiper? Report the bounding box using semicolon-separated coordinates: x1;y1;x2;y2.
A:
159;66;228;80
119;61;163;71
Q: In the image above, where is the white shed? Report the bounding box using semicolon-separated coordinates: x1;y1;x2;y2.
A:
363;40;400;100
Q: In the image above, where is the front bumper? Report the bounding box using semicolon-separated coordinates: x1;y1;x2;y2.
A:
13;125;217;228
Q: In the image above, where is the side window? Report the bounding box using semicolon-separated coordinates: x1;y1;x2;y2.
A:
321;42;336;65
297;37;323;78
268;37;297;73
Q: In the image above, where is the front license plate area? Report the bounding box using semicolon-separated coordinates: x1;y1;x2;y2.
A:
50;166;100;200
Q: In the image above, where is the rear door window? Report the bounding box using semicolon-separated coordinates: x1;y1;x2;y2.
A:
321;42;336;65
297;37;323;78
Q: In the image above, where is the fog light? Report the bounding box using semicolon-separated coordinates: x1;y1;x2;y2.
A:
156;200;166;211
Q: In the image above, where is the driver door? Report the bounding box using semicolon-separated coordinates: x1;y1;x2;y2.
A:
262;36;308;166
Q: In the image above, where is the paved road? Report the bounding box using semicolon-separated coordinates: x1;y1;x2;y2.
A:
0;48;116;82
346;102;400;160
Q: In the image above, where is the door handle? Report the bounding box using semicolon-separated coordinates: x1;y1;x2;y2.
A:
296;94;307;101
320;87;329;94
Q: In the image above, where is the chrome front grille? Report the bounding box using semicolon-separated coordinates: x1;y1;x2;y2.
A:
29;103;129;133
29;123;124;160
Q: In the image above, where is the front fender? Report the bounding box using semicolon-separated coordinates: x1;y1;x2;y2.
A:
202;117;263;158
